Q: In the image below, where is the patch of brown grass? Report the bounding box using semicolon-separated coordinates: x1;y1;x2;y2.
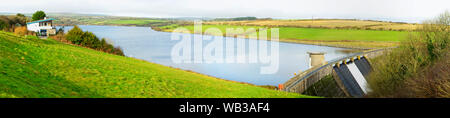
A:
13;26;33;36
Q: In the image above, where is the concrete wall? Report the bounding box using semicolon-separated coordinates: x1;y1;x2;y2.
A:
284;63;334;94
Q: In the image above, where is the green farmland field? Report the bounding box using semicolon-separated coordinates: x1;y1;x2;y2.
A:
166;24;263;35
174;25;409;42
0;31;311;98
273;27;409;42
167;24;410;48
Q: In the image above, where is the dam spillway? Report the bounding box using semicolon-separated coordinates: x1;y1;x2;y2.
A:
353;56;372;76
334;57;371;97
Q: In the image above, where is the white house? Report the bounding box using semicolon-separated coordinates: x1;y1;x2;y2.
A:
26;17;56;36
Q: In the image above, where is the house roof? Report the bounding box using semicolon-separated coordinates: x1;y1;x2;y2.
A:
26;18;55;25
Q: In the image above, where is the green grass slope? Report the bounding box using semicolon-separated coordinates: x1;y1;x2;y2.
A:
0;31;311;98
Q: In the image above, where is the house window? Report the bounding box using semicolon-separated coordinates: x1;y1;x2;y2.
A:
37;21;52;27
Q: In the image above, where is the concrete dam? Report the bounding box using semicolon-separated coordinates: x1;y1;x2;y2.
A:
333;56;371;97
282;48;391;97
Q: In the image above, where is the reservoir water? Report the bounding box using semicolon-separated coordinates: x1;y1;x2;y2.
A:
60;25;356;86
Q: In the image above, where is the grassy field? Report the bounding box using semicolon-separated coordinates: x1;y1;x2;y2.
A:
262;27;408;42
52;16;414;49
205;19;419;31
158;24;180;30
163;24;264;35
94;19;166;25
0;31;311;98
167;24;409;48
51;15;169;26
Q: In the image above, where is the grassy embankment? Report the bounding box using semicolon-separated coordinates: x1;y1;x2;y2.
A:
159;19;415;49
0;31;312;98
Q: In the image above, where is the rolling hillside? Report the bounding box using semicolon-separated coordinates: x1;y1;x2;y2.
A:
170;24;409;42
204;19;419;31
0;31;310;98
162;24;409;49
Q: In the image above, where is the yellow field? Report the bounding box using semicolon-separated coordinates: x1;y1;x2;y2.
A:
204;19;419;31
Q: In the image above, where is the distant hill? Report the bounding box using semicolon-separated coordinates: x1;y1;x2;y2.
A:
203;19;419;31
213;16;261;21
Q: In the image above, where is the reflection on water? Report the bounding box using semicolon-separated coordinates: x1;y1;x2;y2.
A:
60;25;357;86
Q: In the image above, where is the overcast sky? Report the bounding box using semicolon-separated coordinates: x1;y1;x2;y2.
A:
1;0;449;22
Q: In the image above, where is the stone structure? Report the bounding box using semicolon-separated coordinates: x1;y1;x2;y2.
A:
283;48;393;97
307;52;326;68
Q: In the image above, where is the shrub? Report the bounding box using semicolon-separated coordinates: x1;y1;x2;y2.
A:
63;25;124;56
100;38;108;50
80;31;99;48
367;11;450;97
65;25;84;44
112;46;125;56
0;20;7;30
403;53;450;98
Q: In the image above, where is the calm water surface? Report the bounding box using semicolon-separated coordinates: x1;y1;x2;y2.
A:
60;25;356;86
